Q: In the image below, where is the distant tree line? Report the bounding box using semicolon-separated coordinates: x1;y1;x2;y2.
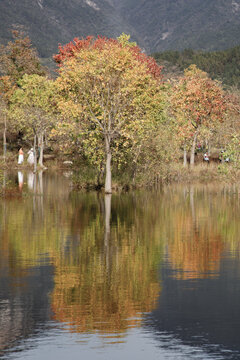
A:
153;46;240;88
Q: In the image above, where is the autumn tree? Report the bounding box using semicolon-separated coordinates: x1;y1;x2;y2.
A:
171;65;227;165
0;28;47;160
0;76;16;161
10;74;56;170
54;34;164;193
219;89;240;168
0;28;46;82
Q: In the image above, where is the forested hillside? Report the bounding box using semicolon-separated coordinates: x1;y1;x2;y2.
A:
0;0;240;59
111;0;240;53
153;46;240;88
0;0;135;58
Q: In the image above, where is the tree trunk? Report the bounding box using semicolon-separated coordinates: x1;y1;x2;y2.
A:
105;135;112;194
33;134;37;173
38;132;44;167
104;194;111;245
3;113;7;163
104;194;111;270
190;132;198;166
183;145;187;166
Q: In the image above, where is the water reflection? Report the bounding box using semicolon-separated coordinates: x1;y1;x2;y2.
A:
147;257;240;359
167;185;224;279
51;191;161;336
27;172;34;190
17;171;24;192
1;177;240;359
0;174;162;355
0;264;54;356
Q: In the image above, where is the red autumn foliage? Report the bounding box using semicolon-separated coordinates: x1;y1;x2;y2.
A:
53;35;162;79
0;75;16;103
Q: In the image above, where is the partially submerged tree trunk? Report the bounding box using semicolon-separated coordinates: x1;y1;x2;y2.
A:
104;194;111;246
38;132;44;167
104;194;111;270
105;135;112;194
33;134;37;173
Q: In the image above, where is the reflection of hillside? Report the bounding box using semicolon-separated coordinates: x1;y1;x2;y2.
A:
148;257;240;358
0;265;54;357
0;299;23;352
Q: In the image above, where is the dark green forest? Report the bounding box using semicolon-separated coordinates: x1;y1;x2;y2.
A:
153;46;240;88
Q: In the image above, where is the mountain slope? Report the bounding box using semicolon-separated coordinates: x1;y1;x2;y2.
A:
0;0;136;58
0;0;240;58
114;0;240;53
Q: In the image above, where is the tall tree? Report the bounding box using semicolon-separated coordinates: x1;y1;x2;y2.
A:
10;74;56;170
54;35;164;193
0;76;16;161
0;28;47;160
171;65;227;165
0;28;46;82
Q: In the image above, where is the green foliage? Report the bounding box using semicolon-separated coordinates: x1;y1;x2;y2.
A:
117;33;137;47
225;135;240;169
13;74;55;112
9;74;56;142
153;46;240;88
217;163;229;176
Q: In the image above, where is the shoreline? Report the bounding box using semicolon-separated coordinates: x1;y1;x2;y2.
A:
0;158;239;194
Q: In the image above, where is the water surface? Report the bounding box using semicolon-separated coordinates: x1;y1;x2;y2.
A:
0;172;240;359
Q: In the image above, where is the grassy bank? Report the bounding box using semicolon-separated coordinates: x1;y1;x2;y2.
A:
0;152;239;194
70;162;240;191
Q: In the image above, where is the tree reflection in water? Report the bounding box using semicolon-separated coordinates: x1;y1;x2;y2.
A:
164;184;240;280
51;192;162;338
167;185;224;279
1;176;240;352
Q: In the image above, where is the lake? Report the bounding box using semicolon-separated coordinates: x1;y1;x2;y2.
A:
0;171;240;360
